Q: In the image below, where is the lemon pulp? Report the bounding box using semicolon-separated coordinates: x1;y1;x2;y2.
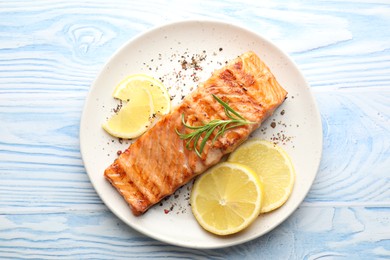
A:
112;74;170;115
102;87;153;139
191;162;263;235
102;74;170;139
228;139;295;213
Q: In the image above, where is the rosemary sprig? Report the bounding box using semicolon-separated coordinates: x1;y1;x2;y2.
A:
175;94;254;157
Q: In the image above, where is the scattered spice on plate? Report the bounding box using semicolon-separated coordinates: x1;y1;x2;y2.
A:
112;100;123;113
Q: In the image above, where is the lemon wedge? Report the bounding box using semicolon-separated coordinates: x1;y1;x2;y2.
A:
228;139;295;213
191;162;263;235
102;87;153;139
112;74;170;115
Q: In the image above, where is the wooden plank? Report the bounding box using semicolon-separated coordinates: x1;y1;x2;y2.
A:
306;91;390;205
0;206;388;258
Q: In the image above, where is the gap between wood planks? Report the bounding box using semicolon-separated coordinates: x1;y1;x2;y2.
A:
1;202;390;215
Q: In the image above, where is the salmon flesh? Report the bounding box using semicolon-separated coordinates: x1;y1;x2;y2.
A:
104;51;288;216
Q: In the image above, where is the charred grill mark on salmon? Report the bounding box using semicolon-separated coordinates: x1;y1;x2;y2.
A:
104;51;288;216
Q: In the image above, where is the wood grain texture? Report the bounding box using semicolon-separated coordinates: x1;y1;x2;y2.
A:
1;207;389;259
0;0;389;258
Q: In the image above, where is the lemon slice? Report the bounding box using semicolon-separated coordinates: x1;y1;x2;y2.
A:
228;139;295;213
102;87;153;139
112;74;170;115
191;162;263;235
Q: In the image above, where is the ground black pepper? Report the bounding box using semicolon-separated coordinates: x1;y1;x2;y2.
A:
113;101;123;113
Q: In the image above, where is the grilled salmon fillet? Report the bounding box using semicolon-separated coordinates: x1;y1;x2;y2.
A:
104;51;287;216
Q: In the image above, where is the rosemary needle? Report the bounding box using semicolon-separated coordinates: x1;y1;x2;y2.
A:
175;94;254;157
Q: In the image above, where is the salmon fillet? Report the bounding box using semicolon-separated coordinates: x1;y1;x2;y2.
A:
104;51;287;216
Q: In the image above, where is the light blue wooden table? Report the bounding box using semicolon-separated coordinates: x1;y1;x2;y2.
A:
1;0;389;258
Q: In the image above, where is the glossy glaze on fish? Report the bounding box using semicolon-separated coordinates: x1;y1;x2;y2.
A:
104;51;287;216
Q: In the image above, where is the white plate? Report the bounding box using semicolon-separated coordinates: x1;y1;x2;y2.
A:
80;20;322;249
